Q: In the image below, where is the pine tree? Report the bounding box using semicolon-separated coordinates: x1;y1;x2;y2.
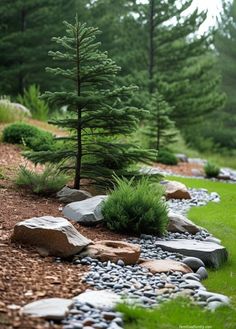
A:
0;0;87;96
26;17;156;189
144;93;177;155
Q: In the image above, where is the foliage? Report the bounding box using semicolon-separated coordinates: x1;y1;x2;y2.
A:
15;165;68;195
0;100;25;123
17;85;49;121
102;176;168;236
204;162;220;178
2;122;54;151
157;149;178;165
118;297;236;329
144;93;178;153
169;176;236;308
26;18;156;189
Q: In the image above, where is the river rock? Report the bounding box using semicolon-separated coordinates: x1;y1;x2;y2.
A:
79;240;140;265
162;181;191;200
183;257;205;271
196;266;208;280
57;186;92;203
139;259;192;274
73;290;121;310
155;239;228;268
11;216;91;257
22;298;73;320
63;195;107;225
167;211;200;234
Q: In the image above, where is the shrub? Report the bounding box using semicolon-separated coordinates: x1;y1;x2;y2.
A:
15;165;69;195
157;149;178;165
2;122;54;151
17;84;49;121
102;177;168;236
204;162;220;178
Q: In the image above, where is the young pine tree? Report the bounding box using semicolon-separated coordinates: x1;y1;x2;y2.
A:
26;17;156;189
145;93;177;157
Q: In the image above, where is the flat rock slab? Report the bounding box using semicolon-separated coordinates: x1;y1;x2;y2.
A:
11;216;91;258
139;259;192;274
79;240;141;265
63;195;107;225
73;290;121;310
155;239;228;268
22;298;73;320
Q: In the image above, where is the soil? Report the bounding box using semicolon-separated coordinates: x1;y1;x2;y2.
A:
0;142;201;329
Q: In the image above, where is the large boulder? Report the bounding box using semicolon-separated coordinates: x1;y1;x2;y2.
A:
167;211;201;234
63;195;107;225
11;216;91;258
79;240;141;265
57;186;92;203
73;290;121;310
22;298;73;320
161;180;191;200
155;239;228;268
139;259;192;274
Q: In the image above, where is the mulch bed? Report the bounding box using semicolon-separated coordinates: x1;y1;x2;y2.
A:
0;142;200;329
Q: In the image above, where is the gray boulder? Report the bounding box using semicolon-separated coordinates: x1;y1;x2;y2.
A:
167;211;200;234
162;180;191;200
183;256;205;271
22;298;73;320
175;154;188;162
11;216;91;257
155;239;228;268
196;266;208;280
57;186;92;203
63;195;107;225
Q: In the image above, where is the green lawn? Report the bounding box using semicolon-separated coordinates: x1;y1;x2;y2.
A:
121;177;236;328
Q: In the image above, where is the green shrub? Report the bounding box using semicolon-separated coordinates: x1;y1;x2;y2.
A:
15;165;69;195
204;162;220;178
102;177;168;236
2;122;54;151
17;85;49;121
157;149;178;165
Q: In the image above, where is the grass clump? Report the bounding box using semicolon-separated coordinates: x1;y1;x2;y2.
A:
204;161;220;178
102;177;168;236
15;165;69;195
118;297;236;329
2;122;54;151
157;149;178;165
0;100;26;123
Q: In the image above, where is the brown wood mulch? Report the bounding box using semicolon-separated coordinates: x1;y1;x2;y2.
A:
0;142;201;329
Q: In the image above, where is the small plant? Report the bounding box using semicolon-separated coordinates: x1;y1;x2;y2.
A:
157;149;178;165
2;122;54;151
15;165;69;195
0;100;26;123
102;177;168;236
17;85;49;121
204;162;220;178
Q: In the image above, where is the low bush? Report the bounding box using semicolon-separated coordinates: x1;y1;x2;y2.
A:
0;100;26;123
102;177;168;236
17;85;49;121
15;165;69;195
157;149;178;165
204;162;220;178
2;122;55;151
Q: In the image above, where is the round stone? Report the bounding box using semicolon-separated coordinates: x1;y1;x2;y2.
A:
196;266;208;280
183;257;205;271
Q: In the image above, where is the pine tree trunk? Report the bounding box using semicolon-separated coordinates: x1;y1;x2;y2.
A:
74;25;82;189
148;0;154;94
19;8;26;94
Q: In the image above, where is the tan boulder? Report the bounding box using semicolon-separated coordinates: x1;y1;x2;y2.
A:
163;180;191;199
79;240;140;265
11;216;91;258
167;211;200;234
139;259;192;274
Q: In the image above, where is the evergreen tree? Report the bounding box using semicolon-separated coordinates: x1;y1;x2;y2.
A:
144;93;177;155
26;17;156;189
0;0;87;96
